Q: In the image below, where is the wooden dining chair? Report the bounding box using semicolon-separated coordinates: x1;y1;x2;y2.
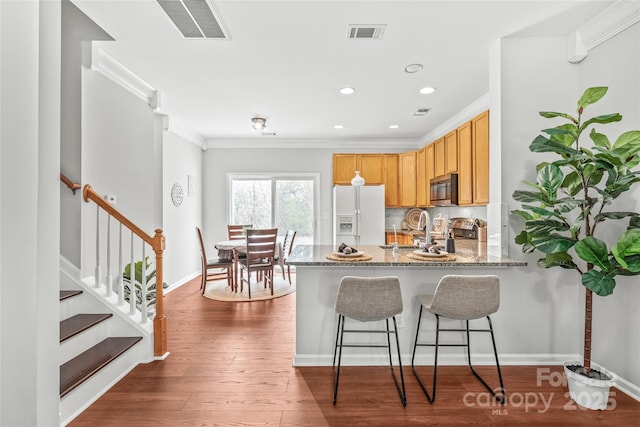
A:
196;227;233;295
227;224;252;240
238;228;278;299
276;229;296;284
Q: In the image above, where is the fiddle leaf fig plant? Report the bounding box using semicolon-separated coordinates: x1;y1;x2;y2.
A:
512;86;640;376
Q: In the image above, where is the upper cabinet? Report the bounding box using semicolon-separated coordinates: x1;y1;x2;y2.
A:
399;151;417;207
332;111;489;207
444;129;458;174
332;153;384;185
425;144;435;206
416;147;427;206
473;111;490;204
457;111;489;205
383;154;399;207
457;121;473;205
434;138;445;177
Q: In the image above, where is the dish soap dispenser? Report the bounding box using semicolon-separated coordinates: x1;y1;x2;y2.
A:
445;231;456;253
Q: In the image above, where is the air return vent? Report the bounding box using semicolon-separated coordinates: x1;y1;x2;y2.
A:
157;0;230;39
347;24;386;39
413;108;431;116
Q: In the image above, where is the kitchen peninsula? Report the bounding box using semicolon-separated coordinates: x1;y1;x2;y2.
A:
287;243;526;367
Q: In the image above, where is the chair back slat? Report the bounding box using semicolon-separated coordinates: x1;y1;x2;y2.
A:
228;224;252;240
245;228;278;262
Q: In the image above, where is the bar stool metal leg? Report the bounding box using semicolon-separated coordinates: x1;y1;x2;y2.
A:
332;314;344;404
333;315;406;406
465;317;506;403
412;308;506;404
411;305;438;403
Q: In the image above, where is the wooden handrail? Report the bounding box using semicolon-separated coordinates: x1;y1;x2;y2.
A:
60;173;81;194
83;185;158;250
82;183;167;357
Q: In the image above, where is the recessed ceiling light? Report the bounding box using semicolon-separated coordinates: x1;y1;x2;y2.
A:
389;124;399;129
404;64;423;73
339;87;356;95
334;125;344;129
419;86;436;95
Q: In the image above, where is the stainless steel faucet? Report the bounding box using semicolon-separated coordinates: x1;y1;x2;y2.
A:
417;210;431;243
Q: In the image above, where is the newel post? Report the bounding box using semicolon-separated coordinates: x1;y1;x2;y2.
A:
153;229;167;357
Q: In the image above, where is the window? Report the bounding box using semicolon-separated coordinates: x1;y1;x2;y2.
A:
228;174;317;244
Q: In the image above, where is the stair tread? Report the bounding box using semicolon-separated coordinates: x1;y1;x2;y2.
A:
60;336;142;397
60;290;82;301
60;313;113;342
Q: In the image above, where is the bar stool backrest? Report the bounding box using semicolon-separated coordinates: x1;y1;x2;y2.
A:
335;276;402;322
430;275;499;320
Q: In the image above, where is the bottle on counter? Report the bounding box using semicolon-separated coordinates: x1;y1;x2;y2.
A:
445;231;456;253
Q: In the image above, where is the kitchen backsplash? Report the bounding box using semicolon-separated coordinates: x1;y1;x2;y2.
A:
385;206;487;230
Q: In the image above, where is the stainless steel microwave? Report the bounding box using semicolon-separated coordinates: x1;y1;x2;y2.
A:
430;173;458;206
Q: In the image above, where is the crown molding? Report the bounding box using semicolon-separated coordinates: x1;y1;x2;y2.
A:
204;138;420;150
160;115;206;149
568;0;640;63
421;93;489;144
90;46;161;109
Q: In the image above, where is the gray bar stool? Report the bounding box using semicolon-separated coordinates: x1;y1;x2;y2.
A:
411;274;505;404
333;276;407;406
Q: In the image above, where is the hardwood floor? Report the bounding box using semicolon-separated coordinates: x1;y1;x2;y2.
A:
70;276;640;426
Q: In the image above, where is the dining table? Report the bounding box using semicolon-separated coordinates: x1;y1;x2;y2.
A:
214;239;246;291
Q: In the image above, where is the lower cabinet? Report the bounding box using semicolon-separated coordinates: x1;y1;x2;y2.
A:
385;232;414;245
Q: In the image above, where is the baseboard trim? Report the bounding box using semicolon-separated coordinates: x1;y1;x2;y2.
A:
165;271;200;295
293;353;640;402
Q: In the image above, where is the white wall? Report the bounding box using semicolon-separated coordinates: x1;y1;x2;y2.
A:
162;130;203;287
576;22;640;390
0;1;61;425
501;26;640;391
81;69;158;278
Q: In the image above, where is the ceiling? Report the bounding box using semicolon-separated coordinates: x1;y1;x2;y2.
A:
71;0;614;145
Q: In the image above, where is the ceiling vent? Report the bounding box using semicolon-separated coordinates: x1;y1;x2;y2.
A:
157;0;230;39
347;24;386;39
413;108;431;116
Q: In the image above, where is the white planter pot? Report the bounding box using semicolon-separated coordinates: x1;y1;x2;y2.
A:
563;360;614;410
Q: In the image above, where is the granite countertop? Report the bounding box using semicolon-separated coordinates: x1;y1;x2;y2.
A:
287;241;527;267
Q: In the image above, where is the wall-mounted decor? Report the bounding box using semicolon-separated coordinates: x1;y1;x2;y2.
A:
171;183;184;207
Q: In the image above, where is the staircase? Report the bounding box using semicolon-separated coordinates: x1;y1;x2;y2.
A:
59;264;150;426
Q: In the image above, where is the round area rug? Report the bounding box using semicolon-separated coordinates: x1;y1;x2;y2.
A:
203;273;295;302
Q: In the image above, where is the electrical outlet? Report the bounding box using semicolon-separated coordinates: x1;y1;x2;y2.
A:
395;313;404;328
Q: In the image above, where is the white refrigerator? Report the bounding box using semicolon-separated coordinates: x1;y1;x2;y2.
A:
333;185;385;247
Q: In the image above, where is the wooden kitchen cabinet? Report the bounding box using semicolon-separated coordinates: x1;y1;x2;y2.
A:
385;232;414;245
434;138;445;177
457;111;490;205
383;154;399;207
425;143;435;206
457;120;473;205
399;151;417;207
473;111;490;204
444;129;458;174
332;153;384;185
416;147;427;206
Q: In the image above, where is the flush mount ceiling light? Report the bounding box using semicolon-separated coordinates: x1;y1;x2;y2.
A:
339;87;356;95
251;116;267;131
404;64;423;73
334;124;344;129
419;86;437;95
389;124;400;129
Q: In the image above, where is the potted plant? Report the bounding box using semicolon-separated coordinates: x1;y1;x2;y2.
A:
122;257;168;316
512;86;640;409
